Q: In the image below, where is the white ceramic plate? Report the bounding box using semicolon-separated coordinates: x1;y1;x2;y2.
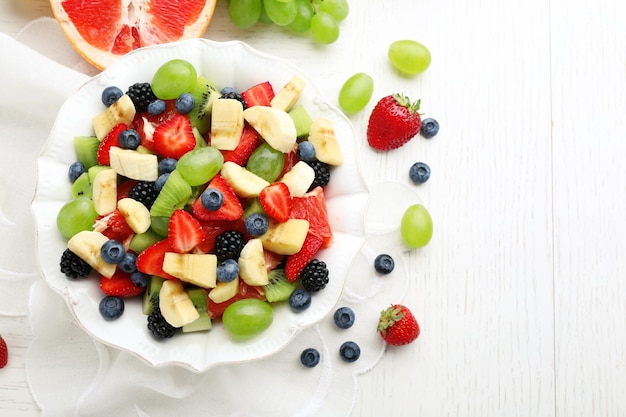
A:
32;38;369;372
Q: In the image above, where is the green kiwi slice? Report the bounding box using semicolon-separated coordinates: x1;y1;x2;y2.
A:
264;269;297;302
188;76;221;136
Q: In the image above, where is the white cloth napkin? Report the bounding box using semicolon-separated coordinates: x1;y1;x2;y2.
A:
0;20;414;417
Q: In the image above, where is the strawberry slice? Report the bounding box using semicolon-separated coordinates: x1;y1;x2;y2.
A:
117;179;137;200
136;239;176;280
259;182;292;223
220;124;262;165
241;81;275;107
279;145;299;179
168;209;204;253
93;208;134;242
97;123;126;165
152;114;196;159
285;233;323;282
291;186;333;248
100;269;144;297
192;175;244;221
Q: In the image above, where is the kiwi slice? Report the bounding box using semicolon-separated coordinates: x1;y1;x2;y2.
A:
182;287;212;333
188;76;221;136
142;275;166;315
289;105;314;139
87;165;110;184
71;172;92;199
129;228;162;253
149;169;192;219
74;135;100;169
264;269;297;303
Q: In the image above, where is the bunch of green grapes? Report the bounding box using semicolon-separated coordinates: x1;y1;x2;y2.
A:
228;0;349;44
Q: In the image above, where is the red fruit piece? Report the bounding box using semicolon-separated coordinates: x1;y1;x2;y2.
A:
168;209;204;253
290;186;333;248
285;233;323;282
377;304;420;346
196;218;246;253
117;179;137;200
192;175;244;221
220;124;262;165
366;94;422;151
93;209;134;242
259;182;292;223
152;114;196;159
100;269;144;297
136;239;176;280
279;144;299;179
241;81;275;107
207;281;265;318
97;123;126;165
0;335;8;368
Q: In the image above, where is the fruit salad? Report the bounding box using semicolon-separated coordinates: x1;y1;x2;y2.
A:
57;58;344;341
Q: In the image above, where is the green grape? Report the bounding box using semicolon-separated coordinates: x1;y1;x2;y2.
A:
310;11;339;44
259;2;273;24
388;40;431;76
338;72;374;114
175;146;224;186
229;0;262;29
289;0;314;32
56;197;98;240
151;59;198;100
318;0;349;22
263;0;298;26
246;142;285;182
400;204;433;248
222;298;273;339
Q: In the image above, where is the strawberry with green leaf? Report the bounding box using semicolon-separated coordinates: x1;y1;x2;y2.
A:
378;304;420;346
367;94;422;151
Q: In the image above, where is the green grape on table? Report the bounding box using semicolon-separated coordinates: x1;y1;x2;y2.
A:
151;59;198;100
400;204;433;248
222;298;273;339
289;0;314;32
57;196;99;240
388;40;432;76
310;11;340;44
245;142;285;183
263;0;298;26
318;0;349;22
175;146;224;186
338;72;374;114
229;0;263;29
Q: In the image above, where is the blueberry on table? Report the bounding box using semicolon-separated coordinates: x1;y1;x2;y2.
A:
339;341;361;363
420;118;439;138
374;254;395;274
333;306;355;329
99;296;124;320
409;162;431;184
300;348;321;368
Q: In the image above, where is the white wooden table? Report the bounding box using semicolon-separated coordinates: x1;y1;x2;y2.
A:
1;0;625;416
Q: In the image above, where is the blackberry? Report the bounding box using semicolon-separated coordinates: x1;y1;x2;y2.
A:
306;160;331;191
128;181;158;209
214;230;245;262
126;82;157;112
219;91;247;109
147;307;177;339
300;259;329;292
60;248;92;279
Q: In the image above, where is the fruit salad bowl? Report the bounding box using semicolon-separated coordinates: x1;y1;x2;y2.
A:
32;38;368;372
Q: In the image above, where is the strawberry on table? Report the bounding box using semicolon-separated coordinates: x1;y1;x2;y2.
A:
378;304;420;346
152;113;196;159
259;182;292;223
0;335;7;368
367;93;422;151
168;209;204;253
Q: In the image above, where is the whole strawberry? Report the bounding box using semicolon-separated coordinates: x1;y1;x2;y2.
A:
377;304;420;346
367;94;422;151
0;335;8;368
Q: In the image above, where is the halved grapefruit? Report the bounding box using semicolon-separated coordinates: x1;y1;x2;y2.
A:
50;0;217;70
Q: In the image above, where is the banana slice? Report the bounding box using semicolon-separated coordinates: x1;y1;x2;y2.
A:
67;230;116;278
117;198;151;234
238;239;269;286
280;161;315;197
162;252;218;289
210;98;244;151
109;147;159;181
308;118;344;166
159;280;200;328
243;106;297;153
270;74;306;112
92;94;136;140
92;168;117;216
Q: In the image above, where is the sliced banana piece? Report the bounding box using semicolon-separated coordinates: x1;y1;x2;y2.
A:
308;118;344;166
117;198;151;234
92;94;136;140
159;279;200;328
67;230;116;278
238;238;269;286
208;276;240;303
162;252;217;289
280;161;315;197
259;219;310;255
109;146;159;181
210;98;244;151
92;168;117;216
220;161;270;198
243;106;297;153
270;74;306;112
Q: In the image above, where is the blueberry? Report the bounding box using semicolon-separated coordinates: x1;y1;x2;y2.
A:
101;86;124;107
296;141;316;162
245;213;269;237
100;240;125;264
339;341;360;363
158;158;178;175
147;99;167;115
300;348;321;368
420;118;439;138
289;289;312;312
175;92;195;114
374;254;395;274
118;252;137;273
333;306;355;329
155;173;170;192
68;161;86;183
118;128;141;150
221;86;238;95
201;187;224;211
409;162;431;184
217;259;239;282
130;270;150;287
99;296;124;320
